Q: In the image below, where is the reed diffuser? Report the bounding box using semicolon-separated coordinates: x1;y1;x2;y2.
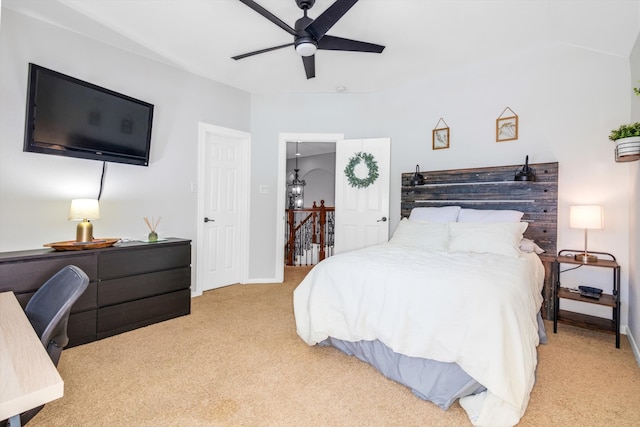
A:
143;216;161;242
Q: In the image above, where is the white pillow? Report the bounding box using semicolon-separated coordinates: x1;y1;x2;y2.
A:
389;218;449;251
409;206;461;223
520;238;545;254
448;222;528;257
458;208;523;223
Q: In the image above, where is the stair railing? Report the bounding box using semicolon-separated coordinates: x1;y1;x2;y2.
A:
285;200;335;266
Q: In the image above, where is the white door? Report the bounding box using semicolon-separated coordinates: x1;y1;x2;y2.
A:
196;124;250;294
334;138;391;254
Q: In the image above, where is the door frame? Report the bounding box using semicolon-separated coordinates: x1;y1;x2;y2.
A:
275;132;344;282
194;122;251;296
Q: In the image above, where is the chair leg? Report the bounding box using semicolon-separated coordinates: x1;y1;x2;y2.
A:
19;405;43;426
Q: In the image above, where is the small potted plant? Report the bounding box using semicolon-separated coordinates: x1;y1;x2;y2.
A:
609;122;640;162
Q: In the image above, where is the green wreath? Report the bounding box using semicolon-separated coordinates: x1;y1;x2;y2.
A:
344;151;379;188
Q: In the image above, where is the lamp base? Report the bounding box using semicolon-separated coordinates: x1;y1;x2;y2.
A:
574;253;598;263
76;220;93;242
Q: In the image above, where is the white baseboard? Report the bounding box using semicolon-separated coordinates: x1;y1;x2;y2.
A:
189;277;282;297
244;277;282;284
624;325;640;367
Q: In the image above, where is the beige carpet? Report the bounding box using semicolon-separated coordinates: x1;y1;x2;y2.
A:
30;266;640;426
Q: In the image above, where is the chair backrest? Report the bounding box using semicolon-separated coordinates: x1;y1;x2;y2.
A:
24;265;89;366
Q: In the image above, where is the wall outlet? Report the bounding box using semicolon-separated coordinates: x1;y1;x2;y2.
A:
259;185;268;194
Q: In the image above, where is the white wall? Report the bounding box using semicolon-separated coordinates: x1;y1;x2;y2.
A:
250;42;634;329
286;152;336;208
0;10;250;265
628;32;640;360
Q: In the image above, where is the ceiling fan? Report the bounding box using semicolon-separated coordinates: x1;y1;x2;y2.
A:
232;0;385;79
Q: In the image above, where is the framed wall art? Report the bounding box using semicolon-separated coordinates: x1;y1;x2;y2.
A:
496;107;518;142
432;118;450;150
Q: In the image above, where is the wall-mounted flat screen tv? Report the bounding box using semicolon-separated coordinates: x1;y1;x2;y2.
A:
24;63;154;166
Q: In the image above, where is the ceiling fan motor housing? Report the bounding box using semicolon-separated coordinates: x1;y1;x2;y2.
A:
294;15;317;56
296;0;316;10
295;15;313;31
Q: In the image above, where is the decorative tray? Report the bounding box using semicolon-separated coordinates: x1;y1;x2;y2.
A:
44;238;120;251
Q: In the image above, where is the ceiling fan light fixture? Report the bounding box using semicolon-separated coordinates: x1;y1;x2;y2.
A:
295;38;317;57
234;0;385;78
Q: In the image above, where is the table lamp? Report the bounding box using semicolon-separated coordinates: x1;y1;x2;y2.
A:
569;205;603;263
69;199;100;242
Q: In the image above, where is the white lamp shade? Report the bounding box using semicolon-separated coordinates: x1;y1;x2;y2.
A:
569;205;603;230
69;199;100;221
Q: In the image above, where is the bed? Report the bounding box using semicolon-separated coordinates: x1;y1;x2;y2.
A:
293;162;558;427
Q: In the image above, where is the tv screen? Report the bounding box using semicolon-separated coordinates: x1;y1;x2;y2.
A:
24;63;154;166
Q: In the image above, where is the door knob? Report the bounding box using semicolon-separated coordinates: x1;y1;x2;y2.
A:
377;216;387;222
204;217;214;223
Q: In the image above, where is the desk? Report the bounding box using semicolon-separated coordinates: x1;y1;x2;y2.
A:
0;292;63;426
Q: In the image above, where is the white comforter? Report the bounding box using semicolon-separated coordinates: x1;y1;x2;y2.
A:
293;243;545;427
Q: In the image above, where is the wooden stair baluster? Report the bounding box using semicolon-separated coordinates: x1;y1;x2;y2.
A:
312;201;318;244
286;209;295;266
319;200;326;262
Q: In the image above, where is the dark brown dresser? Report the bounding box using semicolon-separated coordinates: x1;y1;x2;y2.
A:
0;238;191;347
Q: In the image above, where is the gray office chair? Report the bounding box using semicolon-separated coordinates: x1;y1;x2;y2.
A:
15;265;89;426
25;265;89;365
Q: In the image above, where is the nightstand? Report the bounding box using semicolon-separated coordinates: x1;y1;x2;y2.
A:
553;250;620;348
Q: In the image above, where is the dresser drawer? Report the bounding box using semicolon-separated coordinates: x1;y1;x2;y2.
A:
98;244;190;279
97;289;190;339
98;267;190;307
67;309;97;347
14;281;97;313
0;253;97;293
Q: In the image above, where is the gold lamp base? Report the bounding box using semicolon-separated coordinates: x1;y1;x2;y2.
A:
574;252;598;263
76;219;93;242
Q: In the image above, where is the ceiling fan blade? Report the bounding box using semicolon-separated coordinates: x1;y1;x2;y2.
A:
317;35;385;53
306;0;359;41
302;55;315;79
232;43;294;60
238;0;297;36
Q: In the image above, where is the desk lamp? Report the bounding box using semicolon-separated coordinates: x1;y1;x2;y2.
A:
69;199;100;242
569;205;603;263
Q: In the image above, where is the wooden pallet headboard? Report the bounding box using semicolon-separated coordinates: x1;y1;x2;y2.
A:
401;162;558;255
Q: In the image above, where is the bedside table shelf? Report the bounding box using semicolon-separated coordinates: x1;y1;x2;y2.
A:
556;309;616;334
553;250;620;348
556;287;616;307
